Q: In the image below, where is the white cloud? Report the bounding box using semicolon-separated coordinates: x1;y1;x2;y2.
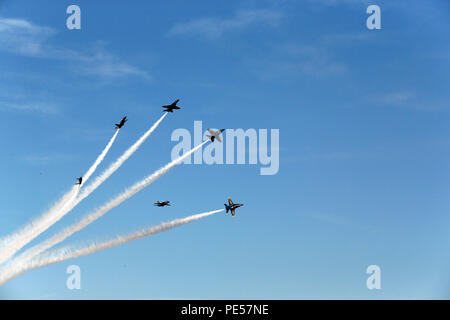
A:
380;91;416;105
0;17;55;57
0;101;59;115
309;0;371;6
19;153;75;165
370;91;449;112
168;9;283;38
254;43;348;79
251;31;373;80
0;17;150;80
74;49;152;80
321;32;372;44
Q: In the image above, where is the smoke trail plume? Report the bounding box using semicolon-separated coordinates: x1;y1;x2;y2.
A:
82;129;119;184
11;140;209;266
0;186;80;265
0;114;165;264
76;113;167;204
0;130;120;264
0;209;223;285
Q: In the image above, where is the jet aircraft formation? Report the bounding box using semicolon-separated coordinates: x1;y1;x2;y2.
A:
76;99;243;216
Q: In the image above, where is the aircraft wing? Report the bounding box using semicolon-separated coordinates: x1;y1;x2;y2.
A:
207;128;216;135
216;135;222;142
231;209;235;216
228;198;233;205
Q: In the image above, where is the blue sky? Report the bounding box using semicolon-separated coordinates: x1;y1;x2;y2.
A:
0;0;449;299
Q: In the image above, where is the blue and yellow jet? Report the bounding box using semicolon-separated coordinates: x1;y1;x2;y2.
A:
224;197;244;217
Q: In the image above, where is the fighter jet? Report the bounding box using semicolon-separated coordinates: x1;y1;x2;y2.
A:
75;177;83;185
115;116;127;129
224;197;243;217
206;128;225;142
154;200;171;207
162;99;181;113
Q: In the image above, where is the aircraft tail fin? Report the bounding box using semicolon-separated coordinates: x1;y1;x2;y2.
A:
224;203;229;213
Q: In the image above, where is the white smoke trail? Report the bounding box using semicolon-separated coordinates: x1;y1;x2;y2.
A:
82;129;120;184
0;114;165;264
34;113;167;241
0;209;223;285
9;140;209;267
0;186;80;265
76;112;167;204
0;130;120;264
